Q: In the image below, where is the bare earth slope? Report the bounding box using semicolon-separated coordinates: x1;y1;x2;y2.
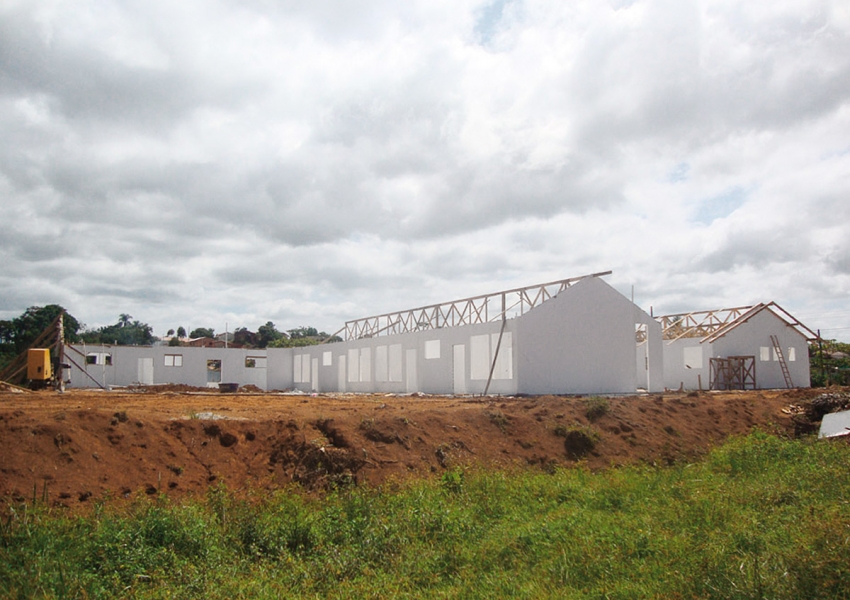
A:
0;387;828;510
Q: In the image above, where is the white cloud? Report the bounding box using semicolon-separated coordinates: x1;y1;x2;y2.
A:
1;0;849;341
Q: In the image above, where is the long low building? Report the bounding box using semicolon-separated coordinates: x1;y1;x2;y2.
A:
66;274;816;394
67;272;665;395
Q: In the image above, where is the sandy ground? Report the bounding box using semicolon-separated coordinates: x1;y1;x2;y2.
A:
0;385;830;511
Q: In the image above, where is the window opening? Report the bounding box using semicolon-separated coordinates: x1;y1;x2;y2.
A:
207;359;222;384
245;356;266;368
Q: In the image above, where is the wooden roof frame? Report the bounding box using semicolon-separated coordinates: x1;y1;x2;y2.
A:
336;271;613;341
657;302;816;344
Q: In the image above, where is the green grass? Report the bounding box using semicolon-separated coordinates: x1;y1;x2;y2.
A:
2;431;850;598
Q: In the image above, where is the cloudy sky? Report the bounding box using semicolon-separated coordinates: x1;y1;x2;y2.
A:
1;0;849;341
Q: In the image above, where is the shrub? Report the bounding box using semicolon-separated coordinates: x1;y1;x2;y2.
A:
555;424;600;459
583;396;609;421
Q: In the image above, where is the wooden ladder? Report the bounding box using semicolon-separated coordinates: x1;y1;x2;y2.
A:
770;335;793;388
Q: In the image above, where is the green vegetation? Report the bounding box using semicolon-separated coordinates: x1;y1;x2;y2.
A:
268;326;342;348
0;305;82;369
2;432;849;598
188;327;215;340
810;339;850;387
81;314;155;346
583;395;610;421
553;423;601;459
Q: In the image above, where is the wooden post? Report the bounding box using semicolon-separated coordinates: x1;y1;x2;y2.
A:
57;312;65;393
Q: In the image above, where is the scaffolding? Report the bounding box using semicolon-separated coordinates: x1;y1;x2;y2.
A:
338;271;612;341
709;356;756;390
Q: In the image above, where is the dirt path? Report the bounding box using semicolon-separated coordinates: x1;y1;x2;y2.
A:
0;387;825;510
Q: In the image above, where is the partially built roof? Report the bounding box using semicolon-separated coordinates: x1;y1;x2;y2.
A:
340;271;612;341
657;302;816;343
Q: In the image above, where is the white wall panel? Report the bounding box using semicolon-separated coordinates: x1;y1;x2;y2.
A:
360;347;371;382
389;344;403;382
375;345;388;382
470;334;490;380
348;349;359;382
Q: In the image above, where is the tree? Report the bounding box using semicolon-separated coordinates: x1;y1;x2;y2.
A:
0;306;82;369
266;325;339;348
189;327;215;339
810;339;850;386
288;326;319;339
176;326;186;338
10;305;81;353
166;328;175;337
233;327;259;347
81;315;155;346
257;321;283;348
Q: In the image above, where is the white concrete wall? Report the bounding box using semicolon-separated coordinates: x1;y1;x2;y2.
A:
66;345;268;389
662;338;712;391
514;277;653;395
265;320;519;395
66;277;663;396
636;309;665;393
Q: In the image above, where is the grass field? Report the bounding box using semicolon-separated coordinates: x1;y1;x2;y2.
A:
2;431;849;599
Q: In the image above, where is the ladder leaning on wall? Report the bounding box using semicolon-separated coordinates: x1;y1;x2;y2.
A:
770;335;793;388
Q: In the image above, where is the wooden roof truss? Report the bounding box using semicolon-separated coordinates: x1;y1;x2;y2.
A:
658;302;816;343
339;271;612;341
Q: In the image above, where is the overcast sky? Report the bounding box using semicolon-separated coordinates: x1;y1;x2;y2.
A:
1;0;849;341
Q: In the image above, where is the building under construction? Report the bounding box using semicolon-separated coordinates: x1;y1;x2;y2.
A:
657;303;815;391
63;272;813;394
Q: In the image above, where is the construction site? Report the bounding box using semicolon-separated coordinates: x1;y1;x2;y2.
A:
1;271;842;511
0;271;816;396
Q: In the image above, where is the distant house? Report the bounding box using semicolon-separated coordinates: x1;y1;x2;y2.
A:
186;337;227;348
215;332;235;344
658;303;815;391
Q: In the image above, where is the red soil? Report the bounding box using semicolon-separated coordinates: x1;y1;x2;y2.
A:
0;386;828;511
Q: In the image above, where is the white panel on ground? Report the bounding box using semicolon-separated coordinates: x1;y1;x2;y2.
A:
138;358;154;385
453;344;466;394
375;345;388;382
294;355;302;383
389;344;403;382
684;346;703;369
491;332;513;380
311;358;319;392
819;410;850;439
470;334;490;380
338;355;346;392
406;349;417;392
360;348;371;382
348;349;359;382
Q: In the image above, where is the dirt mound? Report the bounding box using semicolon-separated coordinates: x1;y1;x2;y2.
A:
0;387;836;511
0;381;27;393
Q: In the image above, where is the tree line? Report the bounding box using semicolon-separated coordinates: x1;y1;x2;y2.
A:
0;305;339;370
